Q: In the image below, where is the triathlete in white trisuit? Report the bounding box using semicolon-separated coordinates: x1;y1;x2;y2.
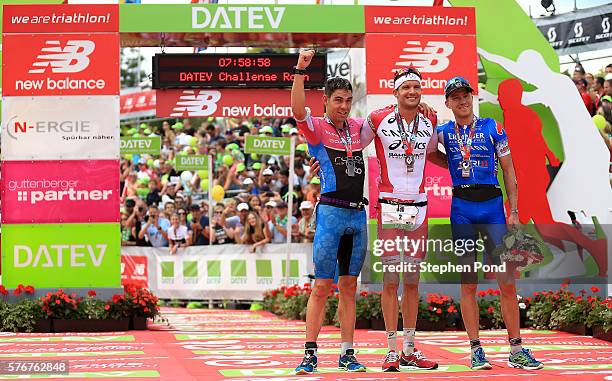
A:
367;67;441;372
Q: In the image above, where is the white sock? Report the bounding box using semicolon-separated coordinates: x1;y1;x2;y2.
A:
386;331;397;352
403;328;415;354
341;342;352;356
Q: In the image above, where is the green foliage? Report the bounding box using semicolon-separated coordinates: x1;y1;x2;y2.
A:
0;300;45;333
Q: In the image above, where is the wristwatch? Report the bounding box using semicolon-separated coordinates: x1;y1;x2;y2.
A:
510;209;519;214
293;66;307;75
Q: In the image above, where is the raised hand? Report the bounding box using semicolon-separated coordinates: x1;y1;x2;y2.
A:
297;49;315;70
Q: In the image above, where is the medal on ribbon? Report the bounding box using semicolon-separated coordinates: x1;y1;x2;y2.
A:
394;106;419;174
453;118;477;178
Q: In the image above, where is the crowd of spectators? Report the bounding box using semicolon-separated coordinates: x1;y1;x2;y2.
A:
120;64;612;253
120;117;320;253
574;63;612;181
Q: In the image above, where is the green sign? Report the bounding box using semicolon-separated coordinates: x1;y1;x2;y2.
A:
281;259;299;278
245;136;291;155
255;260;272;277
119;5;364;33
1;224;120;288
161;261;174;286
120;137;161;155
220;364;471;377
183;260;198;284
231;260;247;284
0;351;144;358
207;260;221;284
442;345;601;353
176;155;209;171
0;335;134;343
255;259;272;285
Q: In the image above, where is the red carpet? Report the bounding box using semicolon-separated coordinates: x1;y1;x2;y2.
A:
1;308;610;380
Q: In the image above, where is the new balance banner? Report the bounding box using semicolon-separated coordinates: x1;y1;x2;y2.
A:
121;254;148;288
3;4;119;33
2;33;120;96
156;89;323;118
1;96;119;161
1;160;120;224
537;12;612;52
365;6;475;35
1;223;120;289
121;244;312;300
365;34;477;95
120;90;156;115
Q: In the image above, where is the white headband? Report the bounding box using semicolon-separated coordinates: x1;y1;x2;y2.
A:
394;72;421;90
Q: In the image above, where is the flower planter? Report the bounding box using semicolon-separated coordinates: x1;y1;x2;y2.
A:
355;318;371;330
479;317;503;330
130;316;148;330
592;326;612;342
455;319;465;331
416;319;446;331
370;317;386;331
32;319;52;333
53;318;130;333
559;323;588;336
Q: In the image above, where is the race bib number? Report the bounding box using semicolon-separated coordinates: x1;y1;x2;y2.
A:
380;203;423;231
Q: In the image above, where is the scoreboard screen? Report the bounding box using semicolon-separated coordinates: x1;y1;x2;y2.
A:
153;53;326;89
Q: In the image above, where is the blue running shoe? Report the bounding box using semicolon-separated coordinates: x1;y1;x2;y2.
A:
508;348;543;370
471;347;492;370
338;349;366;372
295;349;317;375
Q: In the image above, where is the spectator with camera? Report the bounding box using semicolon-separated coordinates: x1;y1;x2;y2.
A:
210;203;235;245
139;204;170;247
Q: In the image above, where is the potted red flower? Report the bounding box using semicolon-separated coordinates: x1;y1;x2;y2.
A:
355;290;372;329
417;293;456;331
586;291;612;342
124;285;162;330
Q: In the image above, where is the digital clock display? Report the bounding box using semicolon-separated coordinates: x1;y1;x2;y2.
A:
153;53;326;89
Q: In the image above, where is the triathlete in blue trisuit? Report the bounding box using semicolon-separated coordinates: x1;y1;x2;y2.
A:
431;76;543;371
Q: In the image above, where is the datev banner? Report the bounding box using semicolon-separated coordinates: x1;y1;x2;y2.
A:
1;96;119;161
1;160;120;224
1;223;120;288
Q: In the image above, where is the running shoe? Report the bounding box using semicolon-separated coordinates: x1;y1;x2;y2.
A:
508;348;544;370
399;349;438;370
470;347;493;370
382;350;400;372
338;349;366;372
295;349;317;375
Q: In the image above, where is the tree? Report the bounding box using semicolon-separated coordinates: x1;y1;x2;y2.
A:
120;48;147;89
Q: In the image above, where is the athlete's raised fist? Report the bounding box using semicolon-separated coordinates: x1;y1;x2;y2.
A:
297;49;315;70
